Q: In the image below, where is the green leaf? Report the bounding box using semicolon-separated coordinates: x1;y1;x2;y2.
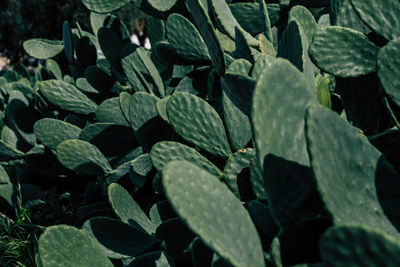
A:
82;0;130;13
156;96;171;123
129;92;159;131
23;39;64;60
38;225;113;267
38;80;98;115
209;0;258;46
56;139;112;176
253;58;316;168
96;97;130;127
79;123;137;157
320;225;400;267
378;37;400;108
129;153;152;188
63;21;74;63
150;141;223;177
166;13;211;64
258;0;273;42
330;0;370;34
82;217;156;259
98;27;124;71
0;140;24;161
222;82;252;151
305;105;400;238
350;0;400;41
108;183;156;234
34;119;81;150
315;74;332;108
119;92;132;125
137;47;165;97
128;251;175;266
278;20;315;90
251;54;275;79
46;59;62;80
90;12;108;36
223;148;256;200
185;0;226;74
167;92;231;158
1;126;18;149
162;160;264;267
289;5;318;43
227;59;252;75
309;26;378;77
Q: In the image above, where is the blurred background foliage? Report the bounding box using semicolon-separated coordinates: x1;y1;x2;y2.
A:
0;0;143;66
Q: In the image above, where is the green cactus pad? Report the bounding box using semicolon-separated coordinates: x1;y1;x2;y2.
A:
278;20;315;90
38;225;113;267
229;3;262;36
129;153;152;188
148;0;177;12
108;183;156;234
315;74;332;108
209;0;258;46
156;96;171;123
223;148;256;200
309;26;378;77
278;21;306;72
38;80;98;115
330;0;369;34
56;139;112;176
166;13;211;64
79;123;137;157
137;47;165;97
227;59;252;75
90;12;108;36
129;251;175;266
289;5;317;43
119;92;132;124
150;141;222;177
252;58;315;169
46;59;62;80
186;0;226;74
0;140;24;161
129;92;160;131
222;85;252;151
350;0;400;41
167;92;231;158
1;126;18;149
249;158;267;199
98;27;124;71
378;38;400;108
163;160;264;267
156;218;195;263
82;216;157;259
305;105;400;238
121;46;148;93
147;17;166;47
34;119;81;150
220;73;255;117
23;39;64;60
258;0;273;42
251;54;274;79
320;225;400;267
96;97;130;127
62;22;74;64
82;0;130;13
232;27;255;63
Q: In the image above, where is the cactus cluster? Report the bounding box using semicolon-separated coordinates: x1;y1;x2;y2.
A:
0;0;400;266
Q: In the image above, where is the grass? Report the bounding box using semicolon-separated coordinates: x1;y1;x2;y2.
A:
0;209;39;267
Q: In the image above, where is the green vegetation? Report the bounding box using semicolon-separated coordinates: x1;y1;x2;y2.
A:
0;0;400;266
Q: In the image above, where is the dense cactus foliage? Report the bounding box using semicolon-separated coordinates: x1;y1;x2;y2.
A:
1;0;400;266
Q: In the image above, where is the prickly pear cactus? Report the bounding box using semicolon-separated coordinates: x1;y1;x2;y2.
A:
1;0;398;266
